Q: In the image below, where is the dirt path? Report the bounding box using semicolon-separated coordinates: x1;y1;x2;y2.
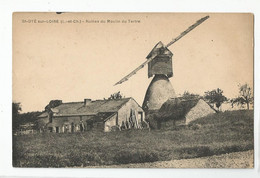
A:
91;150;254;168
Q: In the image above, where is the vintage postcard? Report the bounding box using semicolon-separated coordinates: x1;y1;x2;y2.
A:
12;12;254;168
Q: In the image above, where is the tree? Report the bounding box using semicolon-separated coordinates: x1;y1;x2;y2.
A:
204;88;227;111
12;102;42;133
12;102;22;133
12;102;22;117
107;91;123;100
231;84;253;110
44;100;62;123
45;100;62;112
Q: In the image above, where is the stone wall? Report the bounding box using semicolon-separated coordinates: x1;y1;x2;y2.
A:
117;98;144;128
104;114;117;132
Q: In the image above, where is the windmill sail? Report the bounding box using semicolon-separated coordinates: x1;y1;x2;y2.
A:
114;51;158;86
114;15;209;86
165;15;209;48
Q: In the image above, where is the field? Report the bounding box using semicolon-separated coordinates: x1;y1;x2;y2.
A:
13;110;254;167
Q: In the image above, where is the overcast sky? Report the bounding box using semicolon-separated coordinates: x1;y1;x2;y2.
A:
13;13;253;112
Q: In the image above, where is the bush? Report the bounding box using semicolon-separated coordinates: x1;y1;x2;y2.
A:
145;117;157;129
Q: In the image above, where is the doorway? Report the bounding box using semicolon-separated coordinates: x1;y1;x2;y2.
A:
138;112;143;122
48;127;53;132
55;127;59;133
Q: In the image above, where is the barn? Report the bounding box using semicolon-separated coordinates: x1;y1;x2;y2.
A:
37;97;146;133
151;97;216;128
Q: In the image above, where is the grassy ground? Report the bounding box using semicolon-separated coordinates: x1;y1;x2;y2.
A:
13;110;254;167
91;150;254;168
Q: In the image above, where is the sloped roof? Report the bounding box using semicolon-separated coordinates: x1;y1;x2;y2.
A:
157;97;201;121
38;112;48;118
38;98;132;117
146;41;173;59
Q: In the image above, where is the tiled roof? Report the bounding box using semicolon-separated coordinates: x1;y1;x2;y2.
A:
38;98;132;117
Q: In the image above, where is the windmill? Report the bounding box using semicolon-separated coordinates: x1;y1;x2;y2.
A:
114;16;210;113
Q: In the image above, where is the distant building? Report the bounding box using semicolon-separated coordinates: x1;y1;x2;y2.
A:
37;97;145;133
16;122;36;135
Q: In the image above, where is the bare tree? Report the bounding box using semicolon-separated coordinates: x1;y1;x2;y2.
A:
231;84;253;110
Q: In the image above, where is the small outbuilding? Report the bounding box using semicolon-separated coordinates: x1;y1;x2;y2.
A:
37;97;145;133
154;97;216;128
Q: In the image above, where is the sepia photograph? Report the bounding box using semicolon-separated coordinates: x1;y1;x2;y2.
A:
12;12;254;168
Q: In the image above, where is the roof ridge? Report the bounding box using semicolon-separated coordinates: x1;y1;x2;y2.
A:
38;97;137;118
104;97;131;100
63;97;132;103
62;101;84;104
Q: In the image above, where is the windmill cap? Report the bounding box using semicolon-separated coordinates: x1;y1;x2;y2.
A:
146;41;173;59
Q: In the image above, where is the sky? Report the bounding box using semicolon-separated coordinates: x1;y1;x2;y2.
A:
12;13;254;113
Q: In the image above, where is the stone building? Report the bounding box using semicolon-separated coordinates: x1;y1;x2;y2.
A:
37;97;145;133
150;97;216;129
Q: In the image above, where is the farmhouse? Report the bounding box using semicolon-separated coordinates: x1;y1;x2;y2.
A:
154;97;216;128
37;97;145;133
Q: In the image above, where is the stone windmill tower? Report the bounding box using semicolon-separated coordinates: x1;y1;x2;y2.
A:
114;16;209;113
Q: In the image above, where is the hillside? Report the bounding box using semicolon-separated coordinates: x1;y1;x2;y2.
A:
13;110;254;167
